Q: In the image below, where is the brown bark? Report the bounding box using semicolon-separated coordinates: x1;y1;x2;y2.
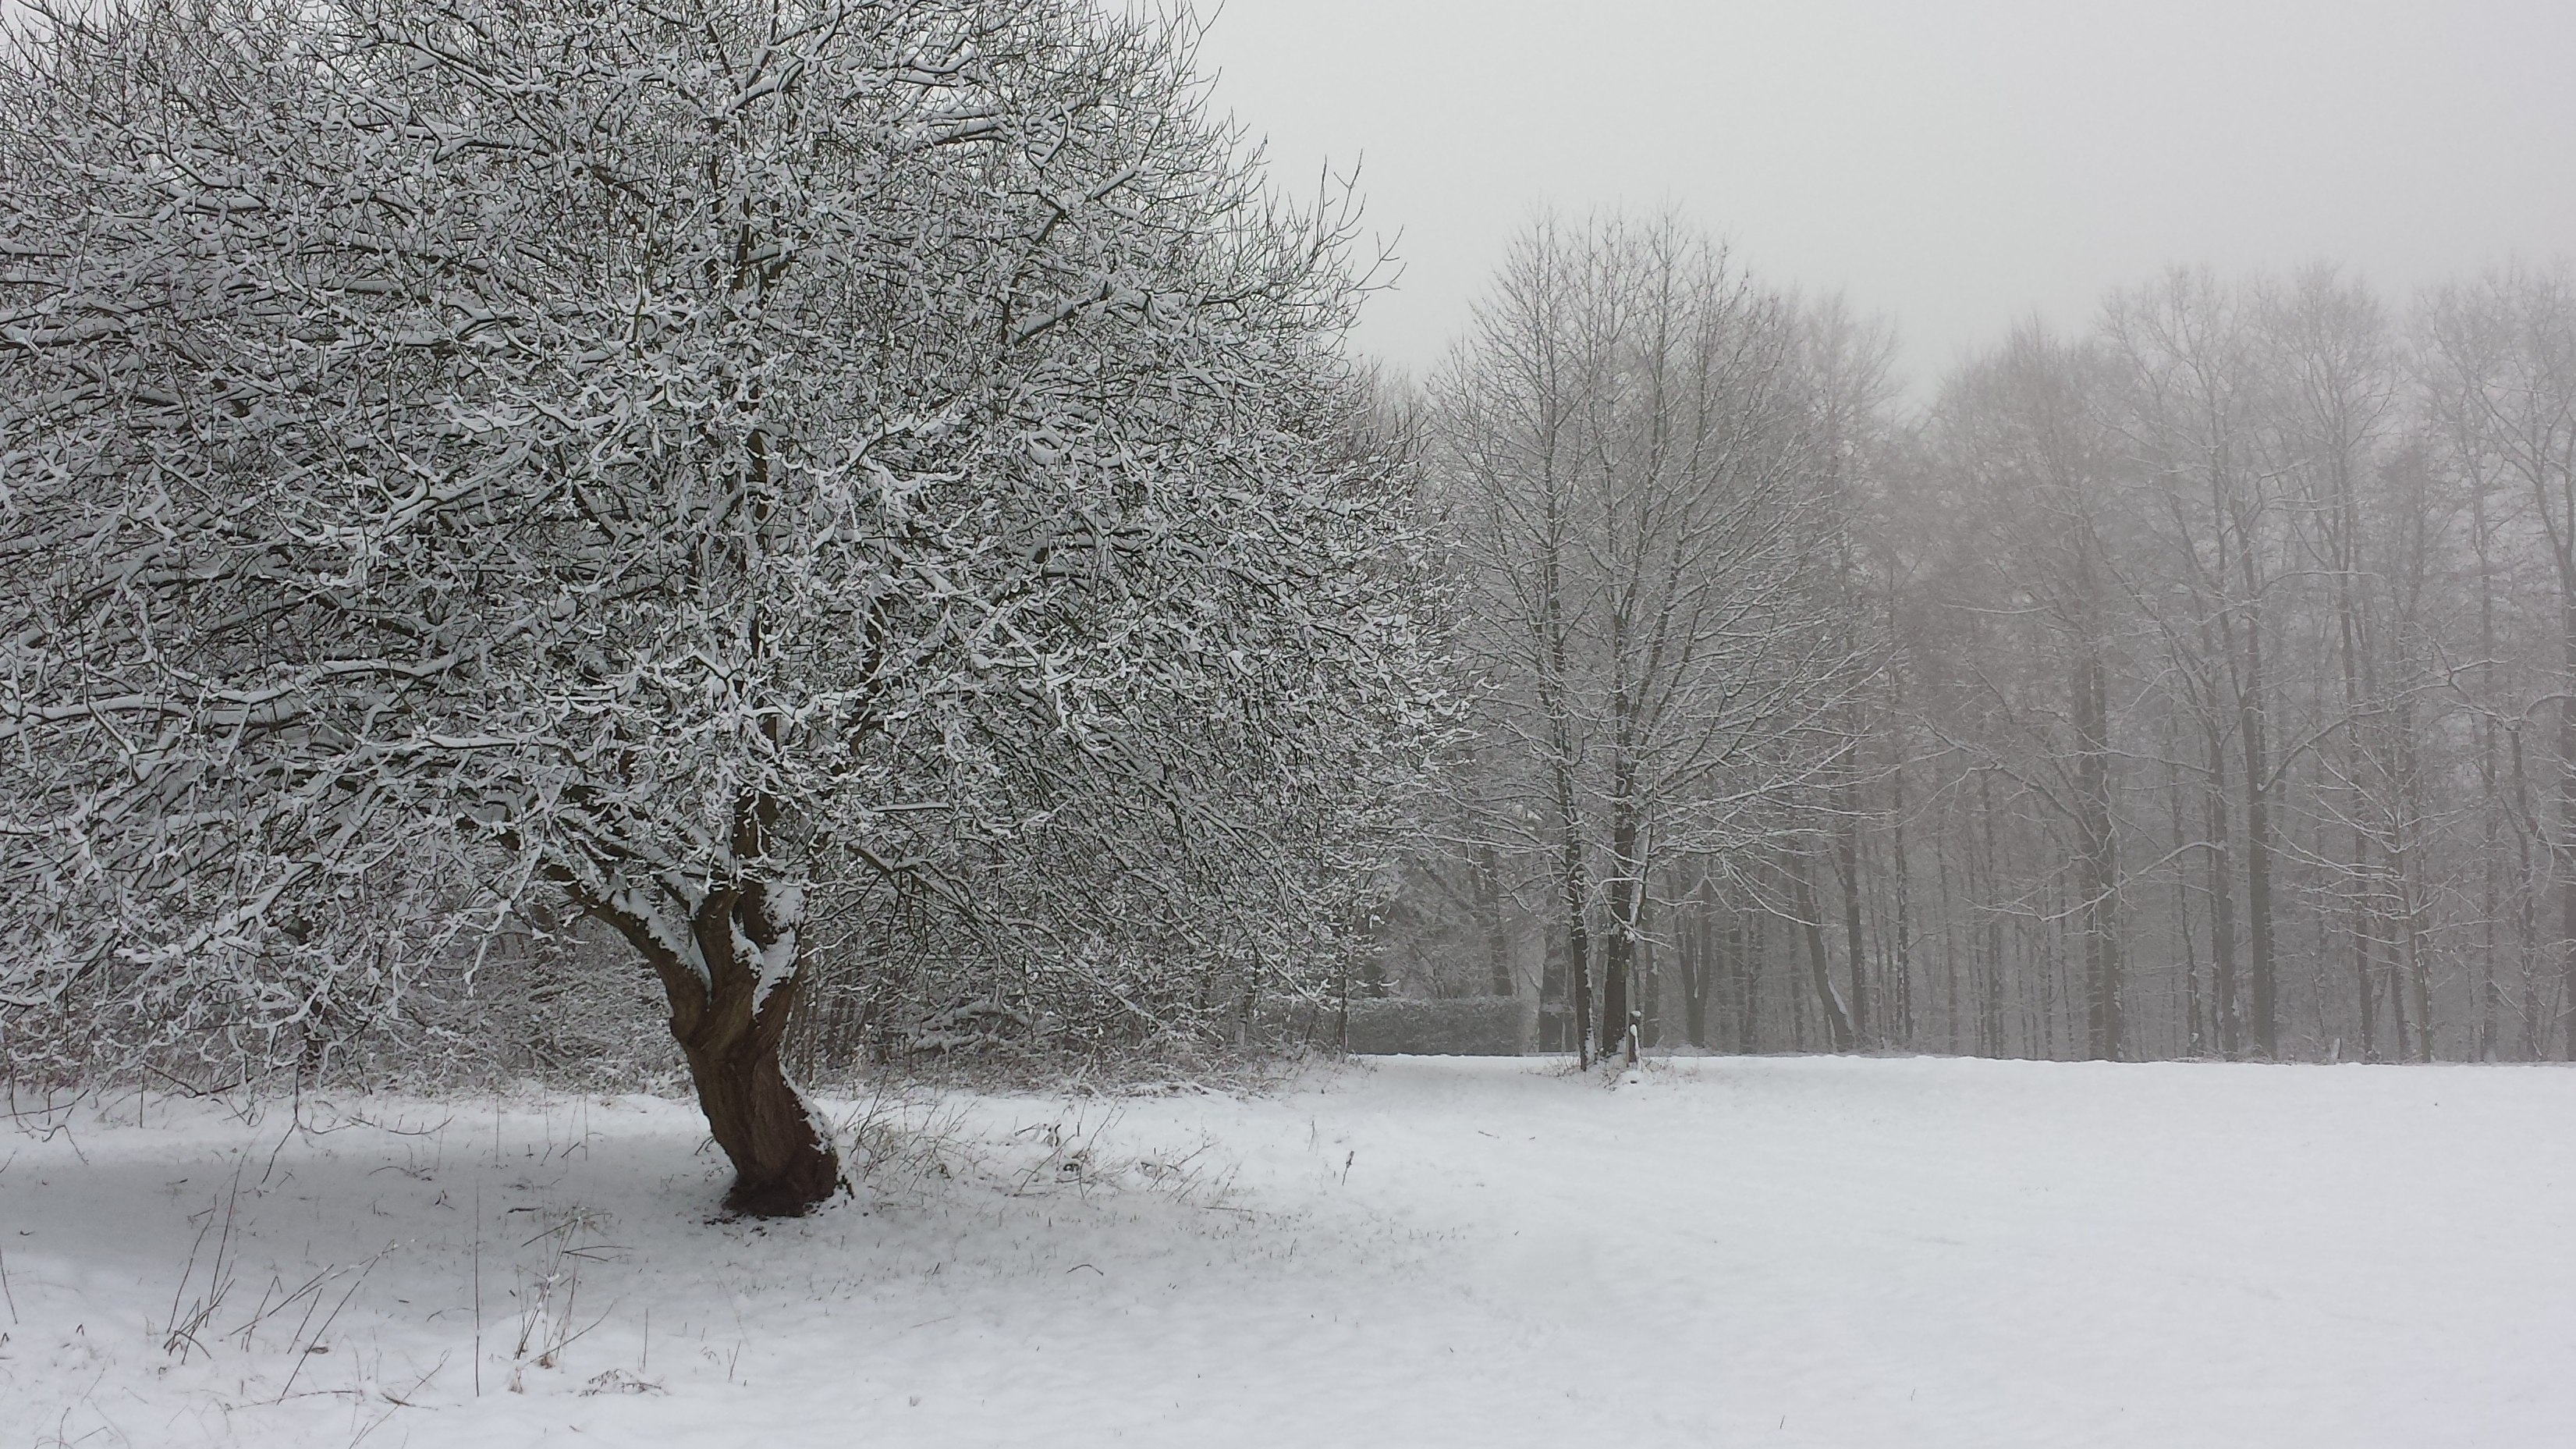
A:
1790;846;1856;1052
596;879;840;1217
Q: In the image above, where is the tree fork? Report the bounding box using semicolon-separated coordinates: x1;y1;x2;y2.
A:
597;886;842;1217
675;1003;841;1219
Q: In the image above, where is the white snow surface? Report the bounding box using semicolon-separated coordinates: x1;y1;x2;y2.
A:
5;1055;2574;1447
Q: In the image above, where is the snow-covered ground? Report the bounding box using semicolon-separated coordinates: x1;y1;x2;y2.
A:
5;1055;2573;1447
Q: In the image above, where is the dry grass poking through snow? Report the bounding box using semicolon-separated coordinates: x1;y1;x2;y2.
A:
5;1057;2576;1447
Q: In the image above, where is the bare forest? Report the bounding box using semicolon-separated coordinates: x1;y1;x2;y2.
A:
1391;238;2576;1074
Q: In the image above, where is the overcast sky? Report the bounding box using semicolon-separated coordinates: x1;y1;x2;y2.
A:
1194;0;2576;398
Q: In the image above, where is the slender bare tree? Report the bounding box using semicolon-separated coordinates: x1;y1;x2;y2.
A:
1430;214;1868;1064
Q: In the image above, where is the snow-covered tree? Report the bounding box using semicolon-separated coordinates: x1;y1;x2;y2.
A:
1427;215;1869;1065
0;0;1429;1213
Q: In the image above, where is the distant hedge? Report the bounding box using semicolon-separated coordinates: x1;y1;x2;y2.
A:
1339;996;1524;1057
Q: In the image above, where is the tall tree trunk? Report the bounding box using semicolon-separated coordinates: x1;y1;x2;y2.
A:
1681;878;1710;1049
2390;691;2422;1060
1790;904;1811;1049
1556;769;1594;1070
1476;843;1513;997
2514;730;2543;1060
2354;829;2379;1061
2037;872;2059;1060
2073;641;2120;1060
2401;846;2436;1063
1835;751;1872;1048
2475;482;2504;1060
2162;748;2202;1059
1978;769;2007;1057
2560;603;2576;1061
1636;893;1659;1052
2241;616;2279;1057
1736;913;1762;1055
1791;844;1856;1051
2212;464;2278;1057
1884;576;1916;1049
2482;729;2504;1060
1937;826;1962;1054
2334;539;2379;1061
1537;497;1591;1065
1602;782;1640;1062
2202;719;2243;1059
1889;757;1914;1049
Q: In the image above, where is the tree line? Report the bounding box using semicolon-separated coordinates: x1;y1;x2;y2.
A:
1396;224;2576;1069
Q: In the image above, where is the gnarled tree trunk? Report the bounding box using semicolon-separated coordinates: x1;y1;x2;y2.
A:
596;879;840;1217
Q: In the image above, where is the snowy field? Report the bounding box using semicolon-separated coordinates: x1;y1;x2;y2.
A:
5;1056;2574;1448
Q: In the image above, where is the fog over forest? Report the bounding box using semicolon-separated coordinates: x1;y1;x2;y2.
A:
1201;0;2576;392
1381;229;2576;1070
1189;0;2576;1069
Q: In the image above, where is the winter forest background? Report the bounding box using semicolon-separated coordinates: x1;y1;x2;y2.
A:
1392;245;2576;1075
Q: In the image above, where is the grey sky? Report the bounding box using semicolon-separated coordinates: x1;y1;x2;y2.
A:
1195;0;2576;397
